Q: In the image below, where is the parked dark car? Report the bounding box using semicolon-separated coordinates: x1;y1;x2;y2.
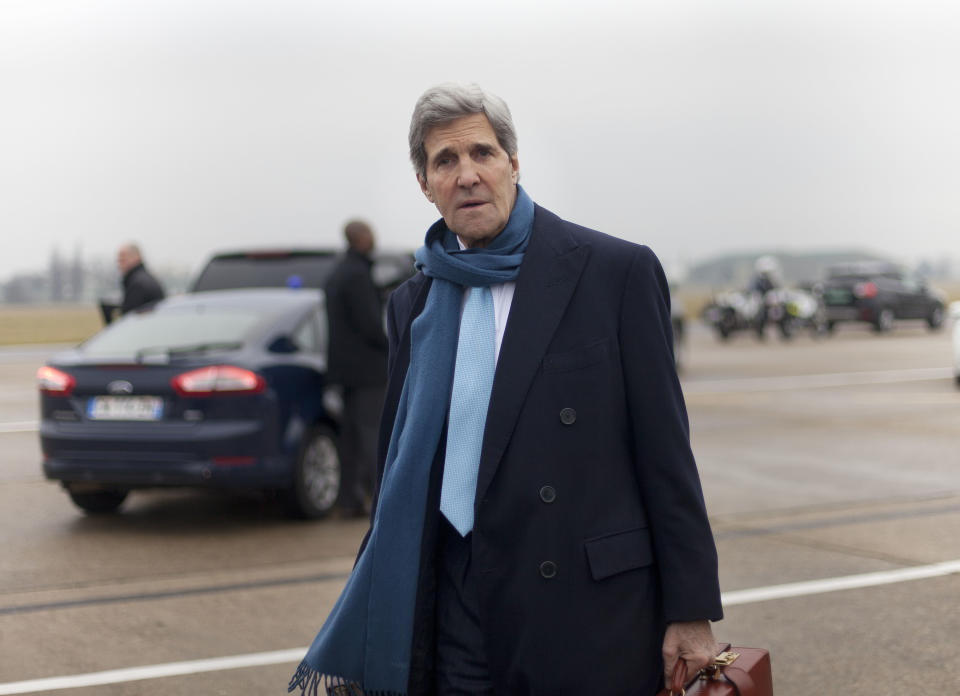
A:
38;288;341;518
820;262;945;333
190;247;415;302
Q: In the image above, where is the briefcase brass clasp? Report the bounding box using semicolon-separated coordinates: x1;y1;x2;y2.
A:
713;651;740;667
700;651;740;681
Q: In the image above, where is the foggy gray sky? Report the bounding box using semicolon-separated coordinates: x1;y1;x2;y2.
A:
1;0;958;283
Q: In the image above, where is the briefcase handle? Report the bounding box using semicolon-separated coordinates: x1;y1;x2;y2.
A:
669;644;752;696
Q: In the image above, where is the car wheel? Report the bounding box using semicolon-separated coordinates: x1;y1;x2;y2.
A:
927;305;944;330
286;424;341;519
873;307;894;333
67;487;128;514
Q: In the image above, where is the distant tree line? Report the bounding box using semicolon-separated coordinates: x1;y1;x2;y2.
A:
1;247;191;304
685;250;958;289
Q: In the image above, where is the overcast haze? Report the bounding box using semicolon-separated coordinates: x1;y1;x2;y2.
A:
2;0;958;284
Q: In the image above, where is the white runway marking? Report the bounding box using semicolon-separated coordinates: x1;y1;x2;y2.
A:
0;421;38;434
722;558;960;606
1;559;958;694
0;648;308;695
682;366;952;393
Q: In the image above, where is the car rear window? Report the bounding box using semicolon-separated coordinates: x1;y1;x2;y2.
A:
81;307;268;358
192;254;338;292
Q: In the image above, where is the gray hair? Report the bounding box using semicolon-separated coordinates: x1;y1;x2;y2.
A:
408;83;518;181
118;242;142;259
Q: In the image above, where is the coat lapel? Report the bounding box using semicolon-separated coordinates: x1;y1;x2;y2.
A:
475;206;590;505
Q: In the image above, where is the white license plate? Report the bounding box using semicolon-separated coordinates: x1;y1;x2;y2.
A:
87;396;164;421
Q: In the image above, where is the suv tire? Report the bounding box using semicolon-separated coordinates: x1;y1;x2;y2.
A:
873;307;894;333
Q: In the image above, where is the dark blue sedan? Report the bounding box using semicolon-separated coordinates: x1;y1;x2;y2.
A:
37;289;342;518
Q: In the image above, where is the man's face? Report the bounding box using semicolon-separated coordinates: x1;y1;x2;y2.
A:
354;228;375;254
418;114;519;249
116;247;138;274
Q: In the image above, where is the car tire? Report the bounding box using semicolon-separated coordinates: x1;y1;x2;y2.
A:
286;424;341;519
873;307;894;333
927;305;944;330
67;487;128;514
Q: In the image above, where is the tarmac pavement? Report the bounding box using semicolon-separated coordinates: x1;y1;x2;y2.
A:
1;324;957;695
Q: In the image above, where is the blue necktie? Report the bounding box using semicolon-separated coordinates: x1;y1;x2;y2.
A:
441;286;496;536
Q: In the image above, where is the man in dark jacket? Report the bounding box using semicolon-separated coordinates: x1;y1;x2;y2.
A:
116;243;165;314
291;84;721;696
324;220;389;516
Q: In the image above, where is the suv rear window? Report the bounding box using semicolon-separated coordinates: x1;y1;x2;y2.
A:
825;263;901;281
192;253;338;292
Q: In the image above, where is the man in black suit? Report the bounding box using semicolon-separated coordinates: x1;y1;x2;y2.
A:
324;220;388;517
291;84;721;696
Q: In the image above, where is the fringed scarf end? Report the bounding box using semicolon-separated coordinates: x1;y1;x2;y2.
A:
287;660;322;695
287;661;404;696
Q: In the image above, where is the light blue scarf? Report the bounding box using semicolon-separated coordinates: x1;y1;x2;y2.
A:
289;186;534;696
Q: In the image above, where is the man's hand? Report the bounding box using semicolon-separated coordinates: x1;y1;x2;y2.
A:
661;620;719;692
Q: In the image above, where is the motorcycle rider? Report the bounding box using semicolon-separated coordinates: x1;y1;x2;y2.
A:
750;255;781;295
749;256;782;337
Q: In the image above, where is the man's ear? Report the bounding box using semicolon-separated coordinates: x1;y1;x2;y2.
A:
417;174;434;203
510;153;520;184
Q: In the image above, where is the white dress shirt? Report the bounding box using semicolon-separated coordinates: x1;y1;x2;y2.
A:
455;237;516;363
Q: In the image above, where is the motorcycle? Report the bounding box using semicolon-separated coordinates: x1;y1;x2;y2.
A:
703;287;826;341
702;290;766;341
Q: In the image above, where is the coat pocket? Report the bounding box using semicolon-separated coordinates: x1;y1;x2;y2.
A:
584;527;654;581
542;337;614;374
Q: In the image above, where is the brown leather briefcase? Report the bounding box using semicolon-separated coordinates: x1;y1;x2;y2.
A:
658;645;773;696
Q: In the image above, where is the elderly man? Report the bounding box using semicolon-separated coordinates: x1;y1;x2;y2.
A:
292;84;722;696
116;243;165;314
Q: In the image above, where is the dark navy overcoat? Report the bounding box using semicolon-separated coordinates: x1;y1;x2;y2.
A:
370;204;722;696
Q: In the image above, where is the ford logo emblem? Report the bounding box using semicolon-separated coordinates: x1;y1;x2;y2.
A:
107;380;134;395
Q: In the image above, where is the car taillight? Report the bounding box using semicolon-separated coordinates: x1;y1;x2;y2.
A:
37;366;76;396
171;366;266;396
854;282;878;299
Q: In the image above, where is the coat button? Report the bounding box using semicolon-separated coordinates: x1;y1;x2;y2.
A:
539;485;556;503
559;407;577;425
539;561;558;579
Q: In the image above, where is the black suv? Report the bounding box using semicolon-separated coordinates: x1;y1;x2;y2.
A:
191;248;416;300
821;261;945;332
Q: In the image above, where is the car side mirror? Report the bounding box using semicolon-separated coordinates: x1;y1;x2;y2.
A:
267;335;299;354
